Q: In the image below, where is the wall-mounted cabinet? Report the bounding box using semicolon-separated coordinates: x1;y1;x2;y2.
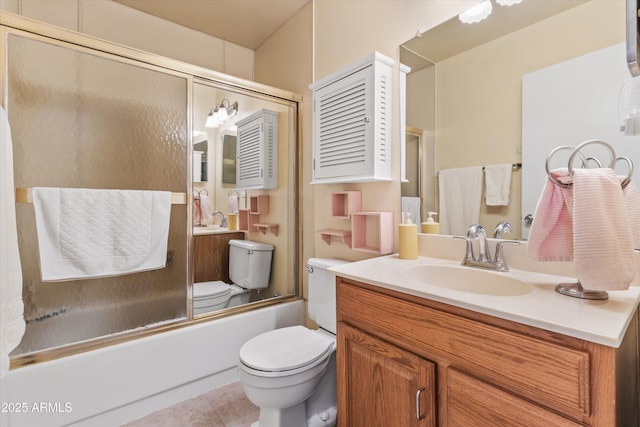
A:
310;52;393;184
236;109;278;190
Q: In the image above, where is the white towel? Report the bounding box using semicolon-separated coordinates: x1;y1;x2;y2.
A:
572;169;635;291
199;194;213;220
484;163;512;206
0;107;25;377
401;197;421;225
32;188;172;281
438;167;483;235
228;195;239;213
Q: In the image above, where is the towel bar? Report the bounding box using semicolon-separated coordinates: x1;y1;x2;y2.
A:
14;188;187;205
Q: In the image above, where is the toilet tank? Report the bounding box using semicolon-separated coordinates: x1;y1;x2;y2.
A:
229;239;274;290
307;258;349;334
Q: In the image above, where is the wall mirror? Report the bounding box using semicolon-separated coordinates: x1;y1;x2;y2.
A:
400;0;637;239
192;80;298;318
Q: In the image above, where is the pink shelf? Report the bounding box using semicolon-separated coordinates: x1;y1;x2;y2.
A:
250;195;269;215
318;229;352;248
254;223;279;236
238;209;259;232
331;191;361;218
351;212;394;254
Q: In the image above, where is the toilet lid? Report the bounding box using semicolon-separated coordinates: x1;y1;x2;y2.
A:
239;326;334;372
194;281;230;299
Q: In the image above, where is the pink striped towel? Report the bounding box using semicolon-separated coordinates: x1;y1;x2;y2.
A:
572;168;635;291
528;169;574;262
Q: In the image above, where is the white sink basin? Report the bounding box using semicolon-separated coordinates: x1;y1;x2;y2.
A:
405;264;533;296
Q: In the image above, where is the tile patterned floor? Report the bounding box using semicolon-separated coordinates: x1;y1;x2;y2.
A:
121;381;259;427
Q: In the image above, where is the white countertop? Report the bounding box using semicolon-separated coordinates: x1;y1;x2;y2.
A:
330;253;640;348
193;226;242;235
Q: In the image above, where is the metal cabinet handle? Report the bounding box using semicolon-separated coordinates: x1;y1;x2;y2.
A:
416;387;425;420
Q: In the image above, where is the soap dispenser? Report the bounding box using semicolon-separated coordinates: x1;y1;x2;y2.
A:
399;212;418;260
421;212;440;234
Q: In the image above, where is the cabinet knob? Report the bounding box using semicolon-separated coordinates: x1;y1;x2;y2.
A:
416;387;426;420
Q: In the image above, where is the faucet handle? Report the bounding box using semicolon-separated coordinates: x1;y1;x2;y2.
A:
493;240;520;271
453;235;476;264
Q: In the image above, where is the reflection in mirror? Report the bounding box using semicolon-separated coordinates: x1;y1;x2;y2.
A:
192;81;297;318
400;0;632;239
193;131;208;182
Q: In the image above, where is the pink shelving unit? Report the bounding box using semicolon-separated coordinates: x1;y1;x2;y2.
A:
239;194;277;235
331;191;361;218
351;212;394;254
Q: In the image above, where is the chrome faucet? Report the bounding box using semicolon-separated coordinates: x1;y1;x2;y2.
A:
211;211;227;228
493;221;513;239
455;224;519;272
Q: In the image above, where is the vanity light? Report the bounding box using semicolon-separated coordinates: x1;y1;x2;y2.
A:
205;99;239;128
496;0;523;6
459;0;493;24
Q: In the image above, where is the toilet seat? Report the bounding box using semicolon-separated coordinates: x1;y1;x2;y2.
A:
194;281;231;302
239;326;335;373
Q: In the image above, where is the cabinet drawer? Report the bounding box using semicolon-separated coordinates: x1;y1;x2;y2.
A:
446;368;581;427
337;280;591;421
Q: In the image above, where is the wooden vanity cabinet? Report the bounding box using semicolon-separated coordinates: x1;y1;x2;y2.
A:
336;277;640;426
193;232;244;283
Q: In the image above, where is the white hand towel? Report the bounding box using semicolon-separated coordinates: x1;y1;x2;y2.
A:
438;167;483;235
484;163;512;206
199;194;213;220
32;188;172;281
572;169;635;291
0;107;25;377
228;195;239;213
401;197;421;225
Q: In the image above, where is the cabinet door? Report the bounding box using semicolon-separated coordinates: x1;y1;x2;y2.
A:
236;115;264;189
193;233;244;282
337;323;435;427
313;66;374;181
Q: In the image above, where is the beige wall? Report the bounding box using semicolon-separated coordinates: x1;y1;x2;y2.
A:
435;0;625;237
311;0;477;263
0;0;254;80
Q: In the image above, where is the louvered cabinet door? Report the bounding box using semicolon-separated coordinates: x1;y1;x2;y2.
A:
313;66;375;181
236;109;278;190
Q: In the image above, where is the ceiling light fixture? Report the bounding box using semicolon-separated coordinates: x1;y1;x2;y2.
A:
459;0;493;24
496;0;523;5
205;99;238;128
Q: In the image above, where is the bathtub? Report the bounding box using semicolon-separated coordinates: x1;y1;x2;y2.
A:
0;300;305;427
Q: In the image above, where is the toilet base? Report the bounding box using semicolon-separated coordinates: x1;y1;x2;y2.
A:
254;402;306;427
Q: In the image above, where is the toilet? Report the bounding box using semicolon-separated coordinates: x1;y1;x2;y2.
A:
237;258;348;427
193;239;273;316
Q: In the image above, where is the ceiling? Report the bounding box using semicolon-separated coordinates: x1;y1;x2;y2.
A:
112;0;310;50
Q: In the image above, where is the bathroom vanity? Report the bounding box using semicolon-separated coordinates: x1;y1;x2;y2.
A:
193;230;244;282
332;237;640;426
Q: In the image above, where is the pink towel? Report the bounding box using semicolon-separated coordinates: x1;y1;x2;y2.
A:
622;179;640;249
572;169;635;291
528;169;574;262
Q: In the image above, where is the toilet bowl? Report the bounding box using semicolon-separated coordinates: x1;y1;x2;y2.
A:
238;326;336;427
193;281;250;316
237;258;348;427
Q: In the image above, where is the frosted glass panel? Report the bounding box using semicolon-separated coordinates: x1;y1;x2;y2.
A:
7;34;188;355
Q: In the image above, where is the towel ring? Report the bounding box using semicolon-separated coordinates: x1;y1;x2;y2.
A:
617;156;634;189
567;139;616;176
545;146;586;188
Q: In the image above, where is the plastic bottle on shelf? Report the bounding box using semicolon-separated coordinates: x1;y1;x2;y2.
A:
421;212;440;234
399;212;418;260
